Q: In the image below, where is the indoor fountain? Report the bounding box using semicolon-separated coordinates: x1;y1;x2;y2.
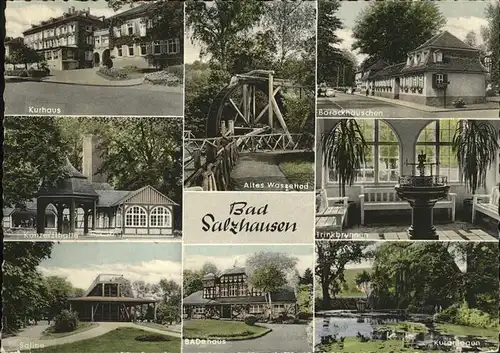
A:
395;151;450;240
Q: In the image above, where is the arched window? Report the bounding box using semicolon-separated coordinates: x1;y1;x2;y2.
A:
415;119;460;182
125;206;147;227
327;120;400;183
150;206;172;228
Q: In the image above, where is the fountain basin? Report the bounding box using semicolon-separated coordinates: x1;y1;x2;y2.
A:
395;175;450;240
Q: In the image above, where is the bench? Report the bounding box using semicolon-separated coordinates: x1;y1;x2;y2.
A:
359;186;456;225
472;186;499;223
89;229;123;238
315;189;348;231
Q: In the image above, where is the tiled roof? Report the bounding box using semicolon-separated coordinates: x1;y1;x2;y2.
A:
4;200;57;216
69;296;157;303
37;158;99;199
221;267;247;276
95;190;133;207
110;2;157;19
415;31;476;51
370;62;406;79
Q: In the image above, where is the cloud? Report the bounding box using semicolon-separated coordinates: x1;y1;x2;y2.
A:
6;4;115;38
184;254;314;275
444;16;488;45
39;260;182;290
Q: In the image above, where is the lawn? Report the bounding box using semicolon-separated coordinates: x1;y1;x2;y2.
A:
136;322;179;332
276;152;314;189
317;337;449;353
183;319;271;340
436;323;499;340
40;322;98;340
32;327;180;353
316;268;371;299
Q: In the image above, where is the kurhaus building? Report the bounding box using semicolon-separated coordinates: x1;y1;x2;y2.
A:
183;267;297;321
357;31;488;106
3;135;177;237
22;4;182;70
23;7;105;70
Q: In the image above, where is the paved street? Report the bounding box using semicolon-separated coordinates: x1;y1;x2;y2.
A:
183;324;312;353
5;81;183;116
317;93;499;119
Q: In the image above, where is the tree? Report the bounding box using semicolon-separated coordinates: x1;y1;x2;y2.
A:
43;276;75;321
465;31;478;48
245;251;299;285
201;262;219;275
186;0;265;71
299;268;314;285
315;241;368;308
153;279;181;324
3;117;69;208
317;0;345;84
482;1;500;88
120;278;134;298
262;1;315;69
183;270;204;297
249;265;287;319
352;1;446;64
354;270;373;305
132;280;152;298
8;42;42;69
3;242;53;333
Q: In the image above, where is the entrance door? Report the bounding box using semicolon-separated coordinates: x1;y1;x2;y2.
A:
221;305;231;319
394;77;400;99
93;52;100;67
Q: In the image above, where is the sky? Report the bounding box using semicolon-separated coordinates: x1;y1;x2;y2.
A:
183;244;314;275
38;242;182;290
336;1;493;64
5;1;138;39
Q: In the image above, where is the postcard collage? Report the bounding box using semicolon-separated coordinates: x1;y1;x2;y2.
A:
2;0;500;353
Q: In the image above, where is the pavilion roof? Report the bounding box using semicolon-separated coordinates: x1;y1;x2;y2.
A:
37;158;99;199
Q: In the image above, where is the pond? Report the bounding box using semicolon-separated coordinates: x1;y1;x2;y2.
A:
315;314;498;351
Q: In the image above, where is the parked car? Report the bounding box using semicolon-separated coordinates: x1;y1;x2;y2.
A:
326;88;336;97
318;83;327;97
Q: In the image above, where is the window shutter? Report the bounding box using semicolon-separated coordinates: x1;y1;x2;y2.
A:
432;74;437;88
443;73;448;84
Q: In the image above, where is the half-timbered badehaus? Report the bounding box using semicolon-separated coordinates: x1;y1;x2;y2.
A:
183;267;297;321
2;135;177;237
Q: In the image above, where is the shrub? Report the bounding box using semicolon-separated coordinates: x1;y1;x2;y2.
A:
53;310;79;333
166;65;184;80
144;70;181;86
244;315;257;326
452;97;466;108
436;303;496;329
135;334;169;342
27;68;49;78
97;66;129;80
5;69;27;77
297;312;312;320
486;88;497;97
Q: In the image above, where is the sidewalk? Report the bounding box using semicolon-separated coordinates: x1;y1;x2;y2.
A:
354;92;498;112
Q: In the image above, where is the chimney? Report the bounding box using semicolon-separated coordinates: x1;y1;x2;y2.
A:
82;135;107;183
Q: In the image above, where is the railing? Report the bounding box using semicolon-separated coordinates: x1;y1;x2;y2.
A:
237;133;307;152
398;175;448;187
184;137;239;191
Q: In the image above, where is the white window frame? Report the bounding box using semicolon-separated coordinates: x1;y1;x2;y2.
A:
125;206;147;228
128;44;134;57
153;41;161;55
127;23;134;36
140;44;148;56
167;38;180;54
415;120;462;183
149;206;172;228
117;47;123;57
249;305;263;314
436;73;444;84
327;120;401;184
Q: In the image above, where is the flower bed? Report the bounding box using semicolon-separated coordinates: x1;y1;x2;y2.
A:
5;69;49;78
97;66;130;80
144;70;182;86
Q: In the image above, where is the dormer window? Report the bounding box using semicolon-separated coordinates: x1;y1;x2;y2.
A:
407;55;411;65
434;51;443;63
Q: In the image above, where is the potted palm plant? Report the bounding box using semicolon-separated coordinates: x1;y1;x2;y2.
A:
452;120;499;222
321;119;368;226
